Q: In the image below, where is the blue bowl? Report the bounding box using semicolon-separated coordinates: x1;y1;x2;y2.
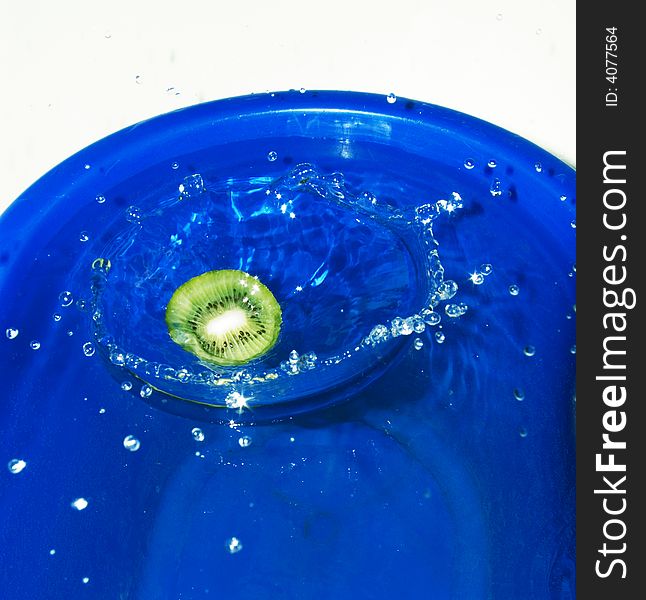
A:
1;91;575;599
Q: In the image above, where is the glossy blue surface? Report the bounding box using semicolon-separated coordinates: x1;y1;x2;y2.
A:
0;91;575;599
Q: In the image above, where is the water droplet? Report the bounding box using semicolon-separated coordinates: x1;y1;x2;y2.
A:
125;206;142;224
5;328;19;339
123;435;141;452
536;27;542;35
226;536;243;554
82;577;90;584
560;195;567;202
59;291;74;307
299;87;306;94
570;220;576;229
386;93;397;104
139;384;152;398
98;408;106;414
435;331;446;344
445;303;468;318
487;159;497;168
49;549;56;556
95;194;106;204
178;174;205;198
30;340;41;350
171;161;179;170
489;178;503;196
8;458;27;474
534;162;543;173
413;338;424;350
464;158;475;169
82;342;95;357
391;317;413;336
570;345;576;354
524;345;536;357
508;284;520;296
519;427;528;438
52;313;62;322
496;13;503;21
267;151;278;162
79;231;89;242
84;164;91;170
421;309;441;326
135;74;142;84
71;497;88;511
192;427;205;442
238;435;252;448
469;271;485;285
367;324;390;346
513;388;525;401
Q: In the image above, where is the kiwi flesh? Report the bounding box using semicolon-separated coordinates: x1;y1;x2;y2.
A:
165;269;282;366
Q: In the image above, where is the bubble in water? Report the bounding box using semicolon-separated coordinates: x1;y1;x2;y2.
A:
67;330;74;337
536;27;542;35
178;174;205;198
386;93;397;104
519;427;528;438
139;384;152;398
267;151;278;162
238;435;252;448
570;345;576;354
98;408;106;414
79;231;89;242
570;220;576;229
479;264;493;276
95;194;106;204
523;345;536;357
123;435;141;452
508;284;520;296
171;161;179;170
192;427;205;442
59;291;74;307
125;206;142;223
84;164;91;170
487;159;497;168
489;178;503;197
5;328;19;339
49;549;56;556
534;162;543;173
435;331;446;344
82;342;95;357
226;537;243;554
71;497;89;511
120;381;132;391
496;13;503;21
30;340;41;350
8;458;27;474
413;338;424;350
299;87;306;94
464;158;475;170
82;577;90;584
560;195;567;202
52;314;62;322
513;388;525;401
135;74;142;84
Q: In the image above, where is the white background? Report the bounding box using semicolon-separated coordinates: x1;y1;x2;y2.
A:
0;0;575;217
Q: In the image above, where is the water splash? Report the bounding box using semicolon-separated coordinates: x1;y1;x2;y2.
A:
86;163;472;411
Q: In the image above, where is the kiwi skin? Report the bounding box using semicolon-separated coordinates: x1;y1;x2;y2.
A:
165;269;282;366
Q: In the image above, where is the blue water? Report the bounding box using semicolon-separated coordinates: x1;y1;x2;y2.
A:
0;92;575;599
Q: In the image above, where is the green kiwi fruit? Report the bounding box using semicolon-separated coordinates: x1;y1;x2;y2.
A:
165;269;282;366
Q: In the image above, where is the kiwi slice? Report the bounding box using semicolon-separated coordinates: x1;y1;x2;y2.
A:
165;269;282;366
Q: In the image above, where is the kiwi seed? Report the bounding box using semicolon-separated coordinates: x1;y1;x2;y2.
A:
165;269;282;366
